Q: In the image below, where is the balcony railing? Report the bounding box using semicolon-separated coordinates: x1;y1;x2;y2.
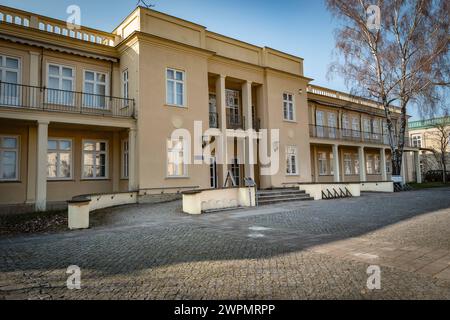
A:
0;82;135;118
309;125;412;147
226;111;244;130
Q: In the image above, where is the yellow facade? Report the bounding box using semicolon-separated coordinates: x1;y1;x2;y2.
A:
0;5;421;211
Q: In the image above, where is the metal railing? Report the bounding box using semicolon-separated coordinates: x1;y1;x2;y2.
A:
226;110;244;129
0;82;135;118
309;124;411;147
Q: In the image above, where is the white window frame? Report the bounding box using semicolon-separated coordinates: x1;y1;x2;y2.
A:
0;135;19;181
0;55;21;105
343;153;353;175
121;139;129;179
47;138;73;180
283;92;296;121
46;63;75;106
366;154;374;175
167;137;188;178
374;154;381;174
352;117;360;138
411;134;422;148
122;69;129;100
166;68;186;107
83;69;109;109
318;151;328;176
328;112;337;139
286;146;298;176
82;140;109;179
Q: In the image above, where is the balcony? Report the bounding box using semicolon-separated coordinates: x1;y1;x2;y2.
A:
309;125;412;148
0;82;135;118
226;111;244;130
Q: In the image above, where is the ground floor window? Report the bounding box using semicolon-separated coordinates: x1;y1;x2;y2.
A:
48;139;72;179
366;154;374;174
286;146;298;175
344;153;352;175
374;154;381;174
0;136;18;181
122;139;129;178
231;158;240;185
353;155;360;175
82;140;108;179
318;152;328;175
386;155;392;174
167;138;186;177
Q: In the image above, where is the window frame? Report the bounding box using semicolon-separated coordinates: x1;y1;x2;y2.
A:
166;137;188;178
122;69;129;100
286;145;299;176
81;139;109;180
318;151;328;176
82;69;110;109
343;153;353;176
0;54;21;105
0;135;20;181
47;138;73;180
282;92;296;122
121;139;129;179
411;134;422;148
165;67;186;107
46;63;76;106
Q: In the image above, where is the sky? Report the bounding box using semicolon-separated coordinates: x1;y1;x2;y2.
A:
2;0;425;119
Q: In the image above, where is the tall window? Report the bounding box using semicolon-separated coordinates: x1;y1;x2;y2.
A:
286;146;298;175
0;55;20;105
412;135;422;148
352;117;360;138
318;152;328;175
47;139;72;179
353;155;360;175
372;119;381;141
82;141;108;179
344;153;353;175
363;118;371;139
0;136;18;181
328;113;337;139
342;114;350;136
166;68;185;106
316;110;325;137
383;121;389;145
231;158;240;185
283;93;295;121
374;154;381;174
386;155;392;174
122;70;129;100
226;89;240;126
47;64;74;105
366;154;374;174
84;70;108;109
167;138;186;177
122;139;129;178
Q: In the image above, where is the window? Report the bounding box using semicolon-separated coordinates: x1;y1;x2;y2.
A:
166;68;185;106
363;118;371;139
353;155;360;175
328;113;337;139
342;114;351;136
47;64;74;105
330;152;334;175
374;154;381;174
344;153;353;175
352;117;360;138
386;155;392;174
167;138;186;177
383;121;389;145
122;70;129;100
366;154;374;174
316;111;325;137
318;152;328;175
84;70;108;109
122;139;129;178
283;93;295;121
47;139;72;179
372;119;381;140
286;146;298;175
82;141;108;179
231;158;240;185
226;89;240;126
0;136;18;181
0;55;20;105
412;135;422;148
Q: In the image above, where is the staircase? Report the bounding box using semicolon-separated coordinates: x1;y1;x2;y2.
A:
257;188;313;206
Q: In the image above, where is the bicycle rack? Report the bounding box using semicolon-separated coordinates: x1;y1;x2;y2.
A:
322;187;353;200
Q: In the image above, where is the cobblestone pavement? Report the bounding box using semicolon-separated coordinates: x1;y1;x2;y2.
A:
1;188;450;300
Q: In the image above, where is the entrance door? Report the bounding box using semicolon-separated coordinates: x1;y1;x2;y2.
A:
209;157;218;188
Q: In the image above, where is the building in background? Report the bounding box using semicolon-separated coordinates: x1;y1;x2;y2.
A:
0;5;421;213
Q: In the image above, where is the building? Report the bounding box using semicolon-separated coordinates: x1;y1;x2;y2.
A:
0;5;421;212
408;117;450;179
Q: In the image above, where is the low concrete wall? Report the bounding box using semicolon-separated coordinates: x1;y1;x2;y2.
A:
85;192;138;212
298;183;361;200
182;187;256;215
360;181;394;193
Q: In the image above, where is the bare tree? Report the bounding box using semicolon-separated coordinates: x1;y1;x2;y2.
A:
326;0;449;176
423;117;450;183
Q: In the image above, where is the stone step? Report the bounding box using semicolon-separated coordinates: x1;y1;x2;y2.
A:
257;193;308;200
257;190;305;197
258;196;314;205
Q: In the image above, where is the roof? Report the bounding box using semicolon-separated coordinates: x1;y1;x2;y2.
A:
409;116;450;130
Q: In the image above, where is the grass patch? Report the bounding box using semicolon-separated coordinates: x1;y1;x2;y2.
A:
409;182;450;190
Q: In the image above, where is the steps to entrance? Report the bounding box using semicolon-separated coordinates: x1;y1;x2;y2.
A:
257;188;313;205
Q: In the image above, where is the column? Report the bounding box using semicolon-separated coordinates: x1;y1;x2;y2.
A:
128;128;137;191
112;132;120;192
414;151;422;183
216;75;228;182
332;144;340;182
242;80;254;180
401;152;407;184
358;146;366;182
26;126;37;204
35;120;48;212
380;148;387;181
